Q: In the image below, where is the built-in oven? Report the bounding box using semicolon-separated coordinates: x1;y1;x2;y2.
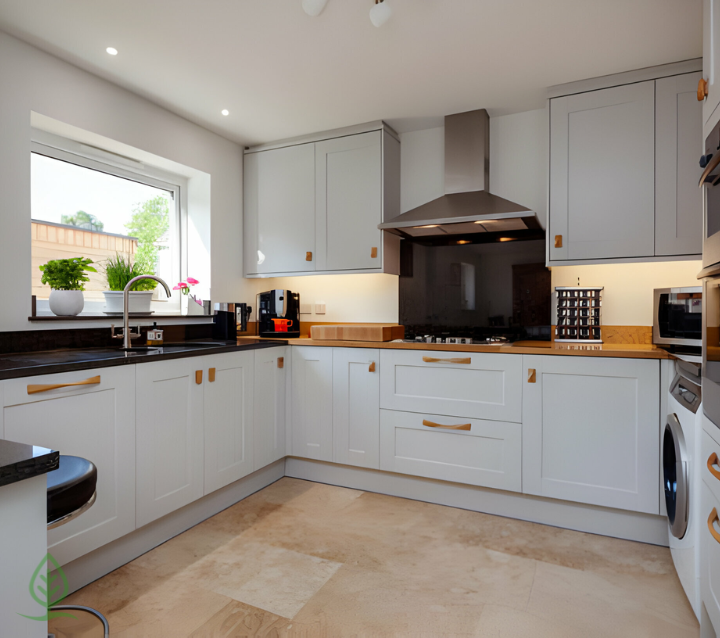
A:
653;287;702;351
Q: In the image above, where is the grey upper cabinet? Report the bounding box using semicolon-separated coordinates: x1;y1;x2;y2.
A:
703;0;720;131
244;123;400;277
655;72;704;257
550;81;656;262
549;70;704;265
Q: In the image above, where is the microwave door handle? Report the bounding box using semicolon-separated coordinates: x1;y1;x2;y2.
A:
699;152;720;187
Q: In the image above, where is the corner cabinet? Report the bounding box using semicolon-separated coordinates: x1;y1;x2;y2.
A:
549;66;703;264
254;346;290;468
244;123;400;277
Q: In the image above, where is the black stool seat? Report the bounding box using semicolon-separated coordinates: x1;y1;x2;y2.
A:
47;455;97;527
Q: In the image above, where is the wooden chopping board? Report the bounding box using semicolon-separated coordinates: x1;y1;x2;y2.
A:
310;324;405;342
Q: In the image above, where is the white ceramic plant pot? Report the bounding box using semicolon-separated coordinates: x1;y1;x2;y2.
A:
103;291;154;314
48;290;84;316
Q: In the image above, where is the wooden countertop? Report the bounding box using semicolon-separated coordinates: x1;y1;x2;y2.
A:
238;336;672;359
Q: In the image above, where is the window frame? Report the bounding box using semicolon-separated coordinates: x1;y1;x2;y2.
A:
30;134;189;315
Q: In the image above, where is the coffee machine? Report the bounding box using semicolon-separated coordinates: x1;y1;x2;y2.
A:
257;290;300;338
212;303;252;340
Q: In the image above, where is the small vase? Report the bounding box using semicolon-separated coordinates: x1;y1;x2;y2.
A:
49;290;84;316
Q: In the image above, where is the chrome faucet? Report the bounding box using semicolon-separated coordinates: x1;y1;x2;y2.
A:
113;275;172;349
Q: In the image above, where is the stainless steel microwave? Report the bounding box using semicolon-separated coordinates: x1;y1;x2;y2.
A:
653;287;702;348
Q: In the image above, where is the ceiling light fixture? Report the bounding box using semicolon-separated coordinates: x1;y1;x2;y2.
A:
106;47;118;56
369;0;392;27
221;109;229;116
302;0;328;17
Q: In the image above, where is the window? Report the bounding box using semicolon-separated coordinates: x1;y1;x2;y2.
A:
31;140;186;313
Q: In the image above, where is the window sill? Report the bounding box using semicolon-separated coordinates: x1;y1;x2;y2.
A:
28;314;213;322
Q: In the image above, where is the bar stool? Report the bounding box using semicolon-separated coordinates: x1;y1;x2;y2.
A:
47;455;109;638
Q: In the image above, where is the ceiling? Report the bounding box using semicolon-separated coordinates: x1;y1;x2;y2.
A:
0;0;703;146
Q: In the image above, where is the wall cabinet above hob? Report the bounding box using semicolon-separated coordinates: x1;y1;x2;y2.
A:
548;60;703;266
243;122;400;278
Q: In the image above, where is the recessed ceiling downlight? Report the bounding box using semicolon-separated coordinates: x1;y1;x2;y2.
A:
221;109;230;116
106;47;118;56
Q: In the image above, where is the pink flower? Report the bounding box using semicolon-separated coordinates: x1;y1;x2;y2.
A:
186;277;199;285
173;282;188;291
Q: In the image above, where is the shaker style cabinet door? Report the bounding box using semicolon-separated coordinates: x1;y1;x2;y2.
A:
655;72;703;257
315;131;383;271
244;143;316;275
1;366;136;566
136;358;204;527
203;351;255;495
522;355;660;514
333;347;380;469
703;0;720;128
254;346;289;469
292;347;333;461
549;81;655;261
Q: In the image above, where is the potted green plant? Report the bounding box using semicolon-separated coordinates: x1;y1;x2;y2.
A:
102;254;157;313
39;257;96;316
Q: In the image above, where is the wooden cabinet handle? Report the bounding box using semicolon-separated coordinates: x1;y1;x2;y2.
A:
554;235;563;248
709;508;720;545
422;419;471;431
422;356;471;364
306;252;313;261
528;368;536;383
369;361;376;372
27;375;101;395
699;77;709;101
195;370;203;384
208;368;216;383
371;247;378;258
278;357;284;369
708;453;720;482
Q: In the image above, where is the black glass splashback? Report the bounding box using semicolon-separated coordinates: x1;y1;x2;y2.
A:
399;239;551;341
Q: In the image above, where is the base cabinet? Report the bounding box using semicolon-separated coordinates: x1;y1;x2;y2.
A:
292;347;333;461
1;366;136;566
254;347;289;468
522;355;660;514
333;348;380;468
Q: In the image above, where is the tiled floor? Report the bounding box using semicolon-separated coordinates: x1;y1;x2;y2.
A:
49;478;699;637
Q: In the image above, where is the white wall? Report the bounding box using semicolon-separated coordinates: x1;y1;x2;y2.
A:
0;31;247;331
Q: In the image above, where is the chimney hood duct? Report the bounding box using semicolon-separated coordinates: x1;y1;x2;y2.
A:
378;109;541;239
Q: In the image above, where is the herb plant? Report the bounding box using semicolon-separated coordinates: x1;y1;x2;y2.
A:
104;254;157;291
39;257;96;291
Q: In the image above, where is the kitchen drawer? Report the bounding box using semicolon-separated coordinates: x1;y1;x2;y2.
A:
702;481;720;633
379;409;521;491
379;350;522;422
704;428;720;505
2;368;119;406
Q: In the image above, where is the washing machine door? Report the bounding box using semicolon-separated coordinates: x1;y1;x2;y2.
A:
663;413;689;539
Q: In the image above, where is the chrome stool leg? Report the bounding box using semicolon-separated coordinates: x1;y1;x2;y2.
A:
50;605;109;637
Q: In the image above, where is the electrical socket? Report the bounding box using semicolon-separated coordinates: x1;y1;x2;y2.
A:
315;302;326;315
300;303;312;315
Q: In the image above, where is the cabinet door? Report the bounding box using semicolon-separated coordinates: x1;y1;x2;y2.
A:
701;481;720;633
244;143;316;275
204;351;255;495
2;366;135;566
333;348;380;468
550;81;655;261
315;131;382;271
656;73;703;256
522;355;660;514
704;0;720;127
136;358;204;527
292;347;333;461
254;347;288;469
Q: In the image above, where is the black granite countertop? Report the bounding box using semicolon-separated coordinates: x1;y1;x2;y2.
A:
0;439;59;488
0;339;288;381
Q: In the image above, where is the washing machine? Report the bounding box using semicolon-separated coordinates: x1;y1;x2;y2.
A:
663;358;703;619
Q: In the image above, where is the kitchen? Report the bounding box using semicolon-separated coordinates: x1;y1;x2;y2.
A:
0;1;715;636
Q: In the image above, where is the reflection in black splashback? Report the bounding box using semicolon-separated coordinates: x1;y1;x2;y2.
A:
399;239;551;341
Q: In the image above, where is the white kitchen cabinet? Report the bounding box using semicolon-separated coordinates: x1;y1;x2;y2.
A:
379;409;521;491
549;81;656;261
702;427;720;634
203;351;255;495
1;366;135;566
254;346;289;469
379;349;523;423
292;346;333;461
522;355;660;514
333;348;380;469
703;0;720;129
244;142;316;275
135;358;204;527
655;72;704;257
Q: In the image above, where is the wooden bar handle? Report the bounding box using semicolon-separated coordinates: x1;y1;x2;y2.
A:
422;419;471;431
306;252;313;261
528;369;536;383
709;508;720;545
371;247;378;258
27;375;101;395
422;356;471;364
208;368;216;383
699;77;709;101
196;370;203;385
708;453;720;482
554;235;563;248
369;361;376;372
278;357;284;369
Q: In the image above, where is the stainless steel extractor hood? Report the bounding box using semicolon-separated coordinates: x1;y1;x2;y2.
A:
379;109;542;240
